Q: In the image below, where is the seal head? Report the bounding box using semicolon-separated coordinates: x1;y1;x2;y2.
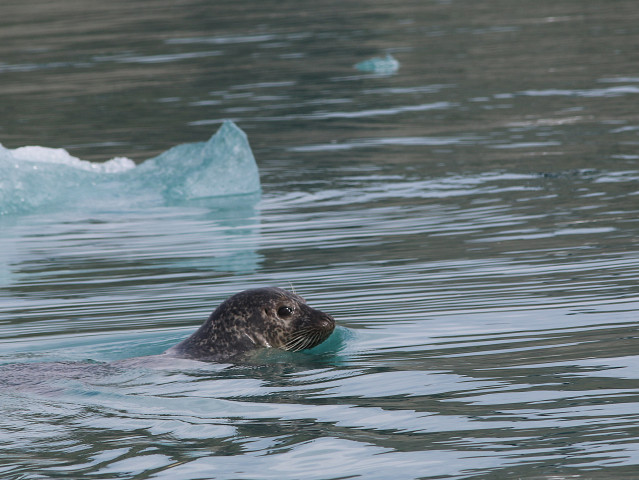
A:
166;287;335;361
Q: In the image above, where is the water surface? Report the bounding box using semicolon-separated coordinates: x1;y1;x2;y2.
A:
1;1;639;479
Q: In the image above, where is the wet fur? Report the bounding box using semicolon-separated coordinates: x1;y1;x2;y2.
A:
165;287;335;362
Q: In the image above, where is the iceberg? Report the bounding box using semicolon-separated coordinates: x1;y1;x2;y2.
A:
133;121;260;200
0;121;260;215
354;54;400;74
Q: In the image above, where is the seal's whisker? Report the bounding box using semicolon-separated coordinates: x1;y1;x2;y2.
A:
285;328;329;351
285;334;310;351
285;330;318;351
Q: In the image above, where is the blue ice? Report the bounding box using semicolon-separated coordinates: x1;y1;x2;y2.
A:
354;54;400;74
0;121;260;215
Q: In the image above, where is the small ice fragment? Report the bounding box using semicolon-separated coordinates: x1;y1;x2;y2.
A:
354;54;400;74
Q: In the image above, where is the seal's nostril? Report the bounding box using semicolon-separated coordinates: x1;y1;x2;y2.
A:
320;315;335;330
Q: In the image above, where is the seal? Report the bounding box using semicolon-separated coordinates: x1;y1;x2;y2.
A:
165;287;335;362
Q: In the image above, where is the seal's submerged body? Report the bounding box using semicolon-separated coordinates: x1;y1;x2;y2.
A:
166;287;335;362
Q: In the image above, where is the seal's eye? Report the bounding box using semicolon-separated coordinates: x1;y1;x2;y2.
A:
277;306;293;318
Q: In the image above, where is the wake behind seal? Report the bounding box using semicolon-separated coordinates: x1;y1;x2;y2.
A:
165;287;335;362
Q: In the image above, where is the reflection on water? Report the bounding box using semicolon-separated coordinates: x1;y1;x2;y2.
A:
1;0;639;479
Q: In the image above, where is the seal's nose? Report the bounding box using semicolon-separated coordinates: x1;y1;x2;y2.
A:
320;314;335;331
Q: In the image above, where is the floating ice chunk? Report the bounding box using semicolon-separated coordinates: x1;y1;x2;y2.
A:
0;121;260;215
354;54;400;74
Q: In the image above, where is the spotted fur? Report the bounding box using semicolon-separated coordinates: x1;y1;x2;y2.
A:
165;287;335;362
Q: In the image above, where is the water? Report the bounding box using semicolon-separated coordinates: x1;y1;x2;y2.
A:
1;1;639;479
